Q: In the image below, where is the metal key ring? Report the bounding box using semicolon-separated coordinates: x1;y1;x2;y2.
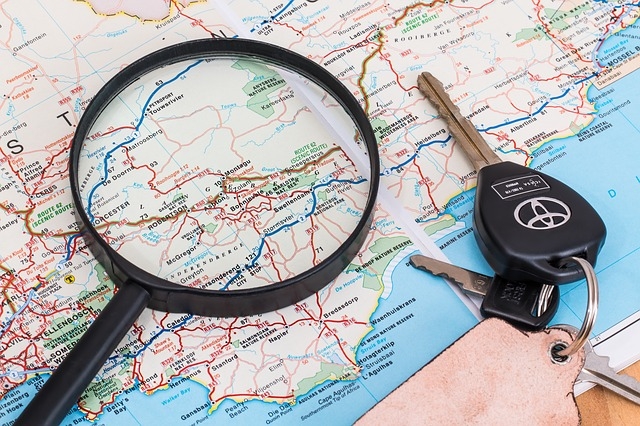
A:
554;256;599;358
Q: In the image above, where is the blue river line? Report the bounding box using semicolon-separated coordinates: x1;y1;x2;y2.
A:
64;233;81;261
107;315;192;362
0;289;34;336
85;60;203;223
384;70;599;176
62;62;205;262
220;176;366;290
593;0;640;7
249;0;295;32
385;135;452;175
478;72;598;132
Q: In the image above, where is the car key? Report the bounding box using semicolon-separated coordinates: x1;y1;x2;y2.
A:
417;72;606;285
410;254;559;330
562;325;640;405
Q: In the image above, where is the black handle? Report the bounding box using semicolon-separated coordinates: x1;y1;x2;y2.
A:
15;283;150;426
480;275;560;331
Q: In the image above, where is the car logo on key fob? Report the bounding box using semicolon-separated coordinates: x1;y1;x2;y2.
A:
514;197;572;230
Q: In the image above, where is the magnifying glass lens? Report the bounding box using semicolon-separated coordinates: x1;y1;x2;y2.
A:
78;56;370;292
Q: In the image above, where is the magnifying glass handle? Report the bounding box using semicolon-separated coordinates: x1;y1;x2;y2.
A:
15;282;150;426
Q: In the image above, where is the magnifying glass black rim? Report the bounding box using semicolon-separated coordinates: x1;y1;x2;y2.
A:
69;38;380;317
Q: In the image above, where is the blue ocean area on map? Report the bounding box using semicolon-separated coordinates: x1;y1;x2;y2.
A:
3;253;477;424
439;23;640;337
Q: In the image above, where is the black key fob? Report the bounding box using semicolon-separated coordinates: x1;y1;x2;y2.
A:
480;275;559;331
473;161;606;284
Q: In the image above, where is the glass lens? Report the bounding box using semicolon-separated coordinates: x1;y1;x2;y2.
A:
77;56;370;291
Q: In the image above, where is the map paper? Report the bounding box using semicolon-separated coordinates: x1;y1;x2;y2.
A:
1;0;640;424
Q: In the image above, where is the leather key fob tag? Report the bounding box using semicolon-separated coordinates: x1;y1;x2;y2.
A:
357;318;585;425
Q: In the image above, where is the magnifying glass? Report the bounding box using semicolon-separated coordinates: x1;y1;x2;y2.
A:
17;38;379;425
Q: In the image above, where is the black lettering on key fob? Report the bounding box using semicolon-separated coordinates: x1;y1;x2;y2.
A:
480;274;559;330
474;162;606;284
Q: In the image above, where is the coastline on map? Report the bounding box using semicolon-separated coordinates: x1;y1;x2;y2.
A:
423;19;640;248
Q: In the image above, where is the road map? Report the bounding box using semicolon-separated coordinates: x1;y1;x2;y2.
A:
79;56;373;294
1;0;640;424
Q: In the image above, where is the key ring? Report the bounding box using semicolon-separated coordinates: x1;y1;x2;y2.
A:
554;256;599;358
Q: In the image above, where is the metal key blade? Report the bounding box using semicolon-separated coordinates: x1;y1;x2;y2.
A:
411;254;559;330
409;254;490;298
562;324;640;405
417;72;501;170
579;341;640;405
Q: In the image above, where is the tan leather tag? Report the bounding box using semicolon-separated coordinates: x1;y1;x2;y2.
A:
357;318;585;425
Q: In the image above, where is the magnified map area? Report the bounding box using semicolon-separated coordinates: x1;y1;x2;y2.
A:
79;58;370;290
